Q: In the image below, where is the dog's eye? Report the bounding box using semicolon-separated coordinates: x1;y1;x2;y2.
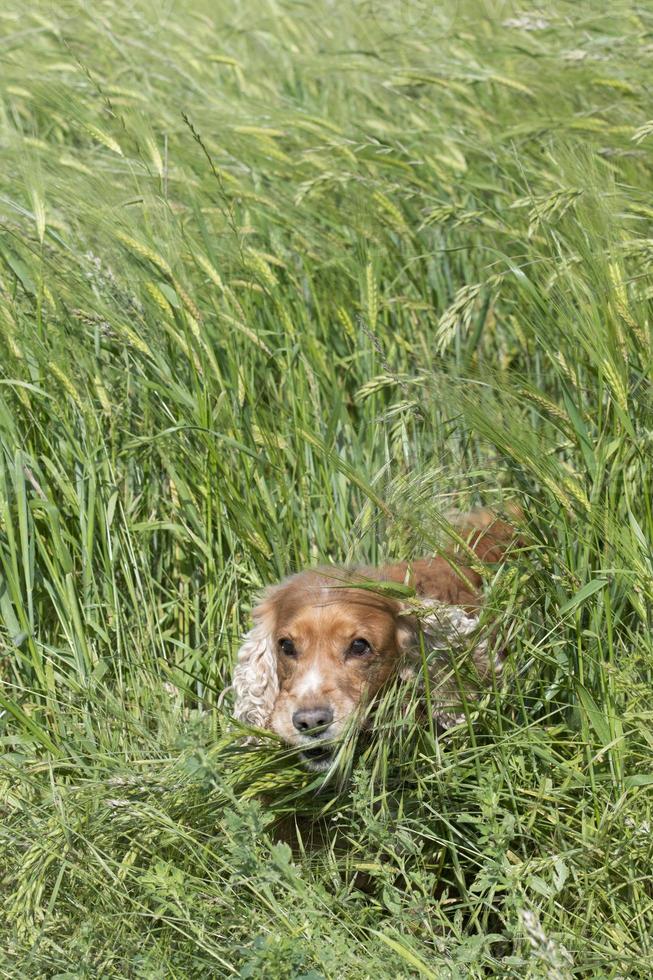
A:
278;638;296;656
348;637;371;657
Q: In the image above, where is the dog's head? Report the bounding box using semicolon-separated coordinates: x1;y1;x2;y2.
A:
232;568;491;771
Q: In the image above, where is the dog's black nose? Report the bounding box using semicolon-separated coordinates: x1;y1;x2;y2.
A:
292;706;334;734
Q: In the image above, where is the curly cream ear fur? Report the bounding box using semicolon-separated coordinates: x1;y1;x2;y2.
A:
232;595;278;731
397;598;497;727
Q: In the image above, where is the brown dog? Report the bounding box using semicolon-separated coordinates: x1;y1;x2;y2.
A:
232;510;520;770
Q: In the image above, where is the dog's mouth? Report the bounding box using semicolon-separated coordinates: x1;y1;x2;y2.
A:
299;743;336;771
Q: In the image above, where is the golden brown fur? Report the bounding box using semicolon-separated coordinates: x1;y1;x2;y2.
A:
232;510;520;770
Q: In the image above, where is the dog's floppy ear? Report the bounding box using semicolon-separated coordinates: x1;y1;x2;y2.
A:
232;588;279;731
396;598;495;727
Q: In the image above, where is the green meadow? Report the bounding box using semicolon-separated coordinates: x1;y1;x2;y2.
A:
2;0;653;975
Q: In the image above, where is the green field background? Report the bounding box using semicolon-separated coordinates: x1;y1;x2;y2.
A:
1;1;653;975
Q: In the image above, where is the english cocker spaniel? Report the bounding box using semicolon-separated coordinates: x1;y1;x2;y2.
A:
232;510;520;770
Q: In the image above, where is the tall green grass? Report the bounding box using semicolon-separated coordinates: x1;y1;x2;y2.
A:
1;0;653;975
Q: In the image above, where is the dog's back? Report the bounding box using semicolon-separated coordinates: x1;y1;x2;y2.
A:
366;507;523;608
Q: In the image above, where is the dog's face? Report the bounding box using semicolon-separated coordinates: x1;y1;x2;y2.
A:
268;584;409;769
233;571;414;771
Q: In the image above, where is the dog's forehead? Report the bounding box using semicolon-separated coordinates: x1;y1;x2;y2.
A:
271;576;397;636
